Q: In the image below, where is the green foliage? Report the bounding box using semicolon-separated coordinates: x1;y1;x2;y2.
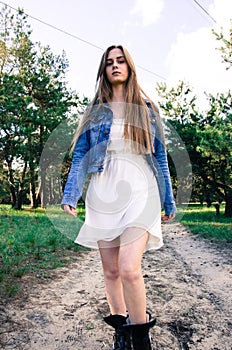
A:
0;204;87;298
198;91;232;216
156;22;232;216
157;81;203;202
212;22;232;70
0;5;88;209
157;80;232;216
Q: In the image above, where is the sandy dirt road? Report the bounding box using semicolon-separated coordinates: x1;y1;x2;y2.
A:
1;222;231;349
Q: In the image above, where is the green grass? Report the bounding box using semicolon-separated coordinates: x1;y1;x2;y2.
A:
178;203;232;242
0;204;87;298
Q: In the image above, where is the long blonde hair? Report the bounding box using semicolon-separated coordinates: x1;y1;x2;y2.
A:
71;45;163;154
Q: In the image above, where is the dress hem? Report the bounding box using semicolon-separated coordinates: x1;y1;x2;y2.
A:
74;222;163;251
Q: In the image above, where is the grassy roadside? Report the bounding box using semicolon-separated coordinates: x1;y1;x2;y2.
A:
0;204;87;298
178;203;232;242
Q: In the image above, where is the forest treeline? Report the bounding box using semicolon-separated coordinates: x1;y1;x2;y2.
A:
0;6;231;216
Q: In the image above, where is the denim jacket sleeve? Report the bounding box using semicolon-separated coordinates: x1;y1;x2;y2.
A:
153;134;177;215
61;128;90;209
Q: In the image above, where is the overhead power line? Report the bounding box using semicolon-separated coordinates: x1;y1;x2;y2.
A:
0;1;166;81
0;1;104;51
192;0;217;24
136;65;166;80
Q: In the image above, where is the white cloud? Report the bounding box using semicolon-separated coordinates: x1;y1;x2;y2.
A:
131;0;164;26
166;0;232;110
209;0;232;30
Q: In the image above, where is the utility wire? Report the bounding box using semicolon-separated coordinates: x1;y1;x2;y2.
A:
136;65;166;80
0;1;166;80
192;0;217;24
0;1;104;51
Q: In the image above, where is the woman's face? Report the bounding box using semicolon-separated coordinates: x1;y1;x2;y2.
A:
105;48;129;86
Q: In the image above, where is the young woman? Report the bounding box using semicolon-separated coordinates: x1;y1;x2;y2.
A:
61;45;176;350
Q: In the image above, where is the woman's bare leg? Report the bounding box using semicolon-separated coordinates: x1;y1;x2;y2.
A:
118;229;149;324
98;229;149;322
99;241;127;316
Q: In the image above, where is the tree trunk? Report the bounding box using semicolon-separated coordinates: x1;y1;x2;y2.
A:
6;159;16;208
13;161;27;210
9;182;16;208
29;163;38;208
39;166;48;208
224;188;232;217
214;203;220;216
206;194;212;207
14;188;24;210
30;181;38;208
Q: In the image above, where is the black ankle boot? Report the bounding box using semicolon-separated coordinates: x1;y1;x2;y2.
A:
104;314;132;350
123;317;156;350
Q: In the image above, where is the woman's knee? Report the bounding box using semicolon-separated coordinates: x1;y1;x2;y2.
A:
119;265;142;284
103;266;120;281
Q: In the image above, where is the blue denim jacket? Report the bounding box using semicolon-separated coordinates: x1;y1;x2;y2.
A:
61;102;176;215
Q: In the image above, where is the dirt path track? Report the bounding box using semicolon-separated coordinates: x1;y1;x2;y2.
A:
1;223;231;349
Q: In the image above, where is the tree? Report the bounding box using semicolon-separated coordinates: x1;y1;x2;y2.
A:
0;6;85;209
198;91;232;216
213;20;232;70
156;81;232;216
156;81;202;204
156;21;232;216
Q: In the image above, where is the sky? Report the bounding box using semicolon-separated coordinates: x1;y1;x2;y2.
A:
1;0;232;109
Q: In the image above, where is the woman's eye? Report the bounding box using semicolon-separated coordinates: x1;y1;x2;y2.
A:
118;59;125;64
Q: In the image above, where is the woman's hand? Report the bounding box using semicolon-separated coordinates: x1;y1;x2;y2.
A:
161;213;176;223
63;204;77;217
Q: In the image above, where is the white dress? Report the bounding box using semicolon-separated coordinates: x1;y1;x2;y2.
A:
75;118;163;251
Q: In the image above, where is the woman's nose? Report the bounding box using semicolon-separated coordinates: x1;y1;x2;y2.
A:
112;60;118;69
